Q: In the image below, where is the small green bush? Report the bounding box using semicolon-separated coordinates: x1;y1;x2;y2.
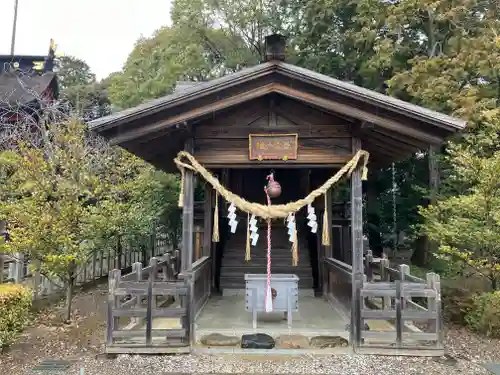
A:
465;291;500;337
441;283;478;324
0;283;32;350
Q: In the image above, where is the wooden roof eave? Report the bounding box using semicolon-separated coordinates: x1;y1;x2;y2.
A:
275;62;467;133
89;62;278;133
90;61;466;137
105;82;457;148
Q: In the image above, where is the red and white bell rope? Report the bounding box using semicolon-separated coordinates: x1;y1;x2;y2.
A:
264;174;273;313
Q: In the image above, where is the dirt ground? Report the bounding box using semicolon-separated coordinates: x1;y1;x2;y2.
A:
1;281;500;375
0;281;108;374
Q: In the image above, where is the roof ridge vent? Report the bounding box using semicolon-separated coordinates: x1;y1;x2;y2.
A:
264;34;286;62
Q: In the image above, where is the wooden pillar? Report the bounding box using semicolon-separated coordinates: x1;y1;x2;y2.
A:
317;171;332;296
181;138;194;272
350;137;364;347
325;188;333;259
203;183;213;257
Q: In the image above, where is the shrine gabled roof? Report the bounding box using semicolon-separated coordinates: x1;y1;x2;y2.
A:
90;61;466;132
89;60;466;171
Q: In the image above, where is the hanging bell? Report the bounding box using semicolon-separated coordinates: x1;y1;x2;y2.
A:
266;174;282;198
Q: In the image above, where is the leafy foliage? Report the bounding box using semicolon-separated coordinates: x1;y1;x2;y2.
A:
465;291;500;337
0;120;107;285
0;118;177;319
107;25;254;109
103;0;500;293
62;81;111;121
0;284;32;349
56;56;96;91
56;56;112;121
420;145;500;290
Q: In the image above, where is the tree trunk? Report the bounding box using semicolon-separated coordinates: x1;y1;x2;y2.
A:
366;178;383;257
412;146;439;266
141;242;147;265
116;235;122;270
64;261;76;323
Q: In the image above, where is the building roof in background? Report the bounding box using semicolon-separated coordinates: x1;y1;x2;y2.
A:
0;54;54;75
0;72;57;108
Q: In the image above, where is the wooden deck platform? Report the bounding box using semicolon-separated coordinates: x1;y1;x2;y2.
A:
194;293;350;342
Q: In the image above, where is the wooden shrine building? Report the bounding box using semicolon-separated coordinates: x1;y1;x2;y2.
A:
0;40;58;124
90;35;466;355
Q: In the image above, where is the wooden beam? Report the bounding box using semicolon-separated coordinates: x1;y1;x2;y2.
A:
197;159;352;169
110;83;443;148
181;139;195;272
110;84;278;145
269;95;278;127
274;85;444;145
361;138;408;159
366;130;418;155
275;96;357;126
133;123;190;146
371;127;428;150
352;124;409;160
350;137;364;347
326;186;333;259
203;183;213;258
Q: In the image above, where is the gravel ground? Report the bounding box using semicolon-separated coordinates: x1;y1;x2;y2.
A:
1;282;499;375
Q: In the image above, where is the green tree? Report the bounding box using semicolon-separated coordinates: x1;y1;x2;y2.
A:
107;25;254;109
0;119;109;321
107;0;500;265
56;56;96;90
63;81;111;121
0;116;172;321
420;132;500;290
55;56;112;121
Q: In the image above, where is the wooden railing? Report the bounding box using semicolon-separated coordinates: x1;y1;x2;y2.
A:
188;255;211;320
106;251;191;354
321;250;444;356
322;257;353;311
1;232;172;299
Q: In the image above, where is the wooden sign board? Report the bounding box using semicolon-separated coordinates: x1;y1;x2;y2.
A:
249;133;298;161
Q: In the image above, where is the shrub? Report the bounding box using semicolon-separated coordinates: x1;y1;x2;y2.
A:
0;284;32;350
441;283;477;324
465;291;500;337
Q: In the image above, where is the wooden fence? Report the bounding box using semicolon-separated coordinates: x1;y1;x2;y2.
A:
105;252;212;354
190;255;211;320
1;232;172;300
322;250;443;356
106;250;194;354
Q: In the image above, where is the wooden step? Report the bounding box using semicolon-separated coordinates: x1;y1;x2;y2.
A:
220;267;312;276
222;257;310;264
223;250;310;258
220;276;314;289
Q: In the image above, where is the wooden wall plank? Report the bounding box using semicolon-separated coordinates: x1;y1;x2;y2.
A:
193;97;353;166
194;138;350;165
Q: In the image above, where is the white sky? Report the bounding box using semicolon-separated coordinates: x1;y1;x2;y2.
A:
0;0;172;80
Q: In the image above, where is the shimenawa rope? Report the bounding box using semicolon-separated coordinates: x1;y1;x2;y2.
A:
175;150;369;219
